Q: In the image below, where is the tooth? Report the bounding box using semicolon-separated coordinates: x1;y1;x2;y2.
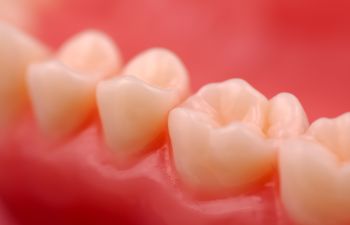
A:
280;113;350;225
169;79;277;194
27;61;96;138
122;48;189;98
57;30;122;77
97;48;189;156
27;30;123;138
169;79;309;195
0;22;49;129
308;113;350;161
267;93;309;138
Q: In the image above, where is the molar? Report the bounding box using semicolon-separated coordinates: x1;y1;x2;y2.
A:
169;79;308;196
280;112;350;225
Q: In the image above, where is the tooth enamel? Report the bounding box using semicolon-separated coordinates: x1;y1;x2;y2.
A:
122;48;189;97
27;30;122;138
27;61;96;138
57;30;122;77
0;22;48;128
97;48;189;156
308;113;350;161
280;113;350;225
267;93;309;138
169;79;309;195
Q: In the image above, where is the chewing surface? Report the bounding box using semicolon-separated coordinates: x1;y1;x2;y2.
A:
169;79;308;196
280;113;350;225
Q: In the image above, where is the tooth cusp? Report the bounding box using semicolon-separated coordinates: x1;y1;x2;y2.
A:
169;78;308;196
57;30;122;77
280;113;350;225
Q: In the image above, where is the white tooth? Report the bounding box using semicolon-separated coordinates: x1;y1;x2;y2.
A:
123;48;189;98
169;79;276;194
267;93;309;138
97;48;189;156
27;31;123;138
57;30;122;77
280;113;350;225
308;112;350;161
27;61;96;138
0;22;48;128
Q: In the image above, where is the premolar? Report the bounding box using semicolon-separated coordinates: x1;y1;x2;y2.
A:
280;112;350;225
169;79;308;196
97;48;189;157
0;22;48;129
27;30;122;138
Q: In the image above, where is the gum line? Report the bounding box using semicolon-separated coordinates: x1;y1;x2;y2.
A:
0;116;290;225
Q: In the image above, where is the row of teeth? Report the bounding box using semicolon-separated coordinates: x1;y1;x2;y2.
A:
0;21;349;225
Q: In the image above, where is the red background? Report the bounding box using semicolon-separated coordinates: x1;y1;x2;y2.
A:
34;0;350;122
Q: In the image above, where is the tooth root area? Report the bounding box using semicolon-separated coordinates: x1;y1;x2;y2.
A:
27;61;96;138
169;79;276;195
57;30;122;77
267;93;309;138
280;138;350;225
122;48;189;96
0;22;49;127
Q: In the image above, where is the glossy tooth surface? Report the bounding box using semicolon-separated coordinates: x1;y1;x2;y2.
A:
27;31;122;138
169;79;308;195
0;22;48;129
97;48;189;156
57;30;122;77
280;113;350;225
27;61;96;138
267;93;309;138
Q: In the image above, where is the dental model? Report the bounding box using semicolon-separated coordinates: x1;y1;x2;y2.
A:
0;22;48;130
0;22;348;225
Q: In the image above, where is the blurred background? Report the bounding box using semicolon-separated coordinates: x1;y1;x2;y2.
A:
1;0;350;121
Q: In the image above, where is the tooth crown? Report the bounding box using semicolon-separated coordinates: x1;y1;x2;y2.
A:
280;113;350;225
57;30;122;78
97;48;190;157
267;93;309;138
169;79;308;195
27;30;122;138
27;61;96;138
0;22;49;128
97;76;179;154
122;48;189;97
